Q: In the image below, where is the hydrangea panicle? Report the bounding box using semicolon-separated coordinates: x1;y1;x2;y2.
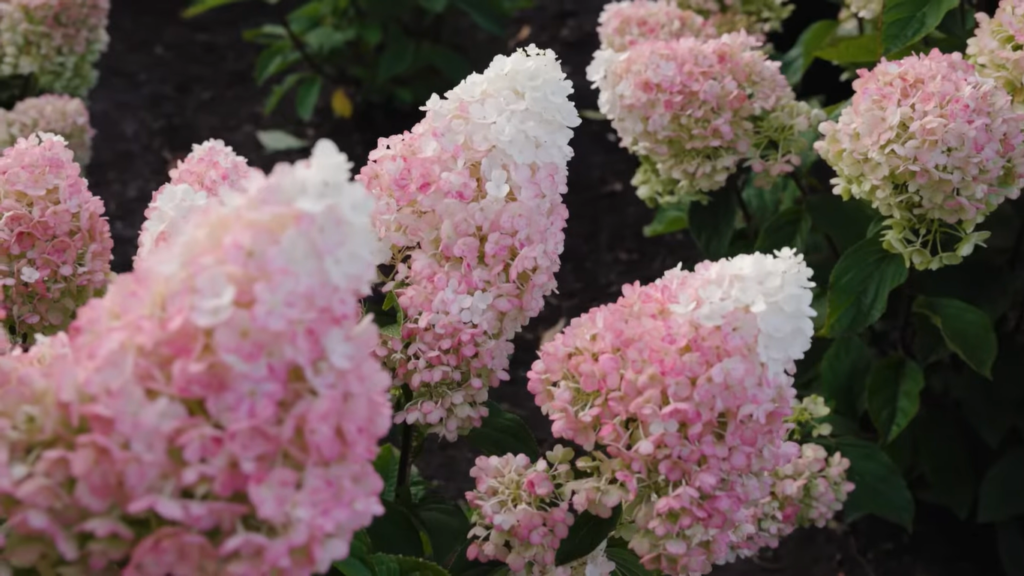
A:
597;1;715;52
0;140;392;575
360;45;580;440
967;0;1024;104
815;49;1024;269
0;0;111;96
0;132;112;349
135;139;265;261
588;32;823;205
0;95;94;165
525;250;847;573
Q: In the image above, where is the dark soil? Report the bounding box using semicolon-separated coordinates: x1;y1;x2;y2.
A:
86;1;997;575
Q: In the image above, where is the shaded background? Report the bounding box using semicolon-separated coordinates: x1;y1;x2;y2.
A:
85;1;996;574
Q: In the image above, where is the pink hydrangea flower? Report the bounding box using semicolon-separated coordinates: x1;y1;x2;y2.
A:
815;49;1024;270
0;133;112;349
0;140;392;575
769;443;854;531
968;0;1024;103
466;449;577;574
0;95;94;165
597;1;715;52
136;139;265;261
360;45;580;440
588;32;823;205
0;0;110;96
527;250;827;573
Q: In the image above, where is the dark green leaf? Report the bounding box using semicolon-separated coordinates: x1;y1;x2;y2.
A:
834;436;915;530
911;315;948;366
378;29;416;81
335;557;374;576
295;75;322;122
882;0;959;54
242;24;287;44
805;194;876;253
369;554;450;576
755;205;810;253
452;0;509;35
913;297;997;378
643;202;689;237
915;410;974;520
781;19;839;85
689;189;738;259
978;447;1024;523
825;235;908;336
254;44;299;85
366;501;425;557
182;0;249;18
815;34;882;64
351;530;373;560
374;444;400;502
380;324;402;339
422;43;473;81
867;355;925;443
819;336;872;417
555;508;622;566
997;522;1024;576
466;401;540;460
419;0;450;12
605;547;654;576
417;503;471;566
264;72;304;116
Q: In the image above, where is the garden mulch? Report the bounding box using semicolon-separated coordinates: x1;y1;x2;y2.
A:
85;1;997;574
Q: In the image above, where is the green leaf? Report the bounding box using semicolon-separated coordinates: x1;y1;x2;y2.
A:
911;315;948;366
422;43;473;81
255;129;309;152
579;109;607;121
824;235;908;336
335;557;375;576
833;436;915;530
378;29;416;82
254;44;299;85
367;501;426;557
689;190;738;259
263;72;304;116
295;75;322;122
555;508;622;566
754;205;810;253
815;34;882;65
780;19;839;85
912;297;997;379
866;355;925;444
374;444;400;502
915;410;975;520
452;0;509;35
805;195;876;253
466;401;540;460
882;0;959;55
643;202;689;237
819;336;872;417
605;547;654;576
182;0;249;18
417;503;471;566
978;447;1024;523
369;554;450;576
419;0;450;11
997;522;1024;576
380;324;403;339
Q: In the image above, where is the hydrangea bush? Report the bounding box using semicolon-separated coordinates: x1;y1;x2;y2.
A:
5;0;1024;574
